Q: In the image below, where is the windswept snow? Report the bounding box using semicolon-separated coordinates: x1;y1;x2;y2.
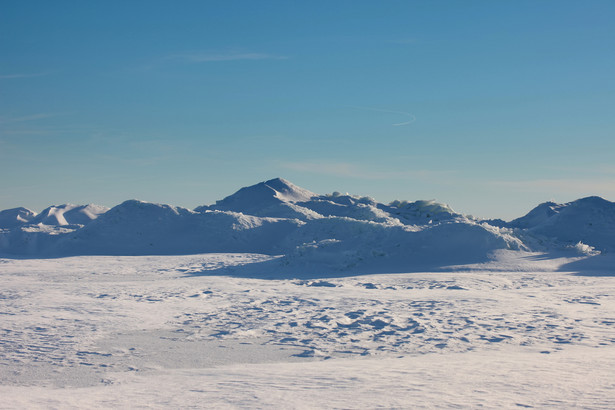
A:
0;253;614;408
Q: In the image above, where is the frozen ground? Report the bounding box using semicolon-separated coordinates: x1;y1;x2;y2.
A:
1;252;614;408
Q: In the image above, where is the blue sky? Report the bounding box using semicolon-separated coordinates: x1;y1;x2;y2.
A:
1;0;614;219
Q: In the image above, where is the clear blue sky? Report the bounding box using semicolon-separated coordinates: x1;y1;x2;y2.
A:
1;0;614;219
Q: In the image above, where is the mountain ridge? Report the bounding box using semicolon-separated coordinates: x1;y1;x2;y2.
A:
1;179;613;267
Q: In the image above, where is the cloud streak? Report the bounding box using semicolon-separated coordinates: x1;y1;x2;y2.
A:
0;113;63;124
0;72;48;79
279;160;452;181
166;52;288;63
348;105;416;126
491;178;615;196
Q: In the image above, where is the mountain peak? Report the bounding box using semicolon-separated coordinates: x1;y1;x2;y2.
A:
30;204;110;226
570;196;611;207
508;201;566;229
0;207;37;229
262;178;316;203
196;178;316;216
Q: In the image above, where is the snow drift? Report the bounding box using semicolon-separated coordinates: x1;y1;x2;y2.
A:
1;178;613;272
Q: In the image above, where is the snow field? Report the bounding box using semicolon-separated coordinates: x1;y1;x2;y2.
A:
1;253;614;408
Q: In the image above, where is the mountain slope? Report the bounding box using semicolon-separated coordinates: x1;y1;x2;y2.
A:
30;204;109;226
0;207;37;229
196;178;319;220
520;196;615;252
508;201;567;229
1;179;613;267
54;200;302;256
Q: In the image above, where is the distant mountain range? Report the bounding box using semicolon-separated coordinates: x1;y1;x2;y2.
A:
1;178;613;269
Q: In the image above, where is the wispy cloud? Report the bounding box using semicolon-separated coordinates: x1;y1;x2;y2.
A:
0;72;48;79
597;165;615;175
543;163;615;176
0;113;63;124
491;178;615;196
348;105;416;126
166;52;288;63
279;160;452;180
390;38;419;45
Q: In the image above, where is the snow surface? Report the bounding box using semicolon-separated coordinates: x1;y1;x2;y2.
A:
1;179;615;407
0;253;614;408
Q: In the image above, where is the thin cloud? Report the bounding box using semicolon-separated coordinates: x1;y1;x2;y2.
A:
0;72;48;79
597;165;615;175
544;163;615;176
390;38;419;44
0;113;63;124
491;178;615;196
166;52;288;63
348;105;416;126
279;160;452;180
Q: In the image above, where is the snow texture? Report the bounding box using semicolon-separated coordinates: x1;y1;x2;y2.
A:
0;253;614;408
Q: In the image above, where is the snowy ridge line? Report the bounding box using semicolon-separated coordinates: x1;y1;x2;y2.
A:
1;178;613;269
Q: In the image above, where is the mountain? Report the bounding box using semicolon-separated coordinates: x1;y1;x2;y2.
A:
30;204;110;226
280;215;525;272
54;200;302;256
196;178;319;220
514;196;615;252
1;179;613;269
0;207;37;229
508;201;567;229
381;199;460;224
200;178;459;226
0;204;110;255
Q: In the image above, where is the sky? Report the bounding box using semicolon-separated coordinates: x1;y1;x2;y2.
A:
1;0;614;219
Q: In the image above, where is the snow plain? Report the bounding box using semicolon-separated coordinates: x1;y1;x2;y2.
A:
1;178;615;408
1;252;614;408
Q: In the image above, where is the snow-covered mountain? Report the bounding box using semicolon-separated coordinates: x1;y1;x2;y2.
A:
508;201;567;229
196;178;319;220
509;196;615;252
1;179;613;270
30;204;110;226
54;200;301;256
0;203;110;255
0;207;37;229
0;204;109;229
